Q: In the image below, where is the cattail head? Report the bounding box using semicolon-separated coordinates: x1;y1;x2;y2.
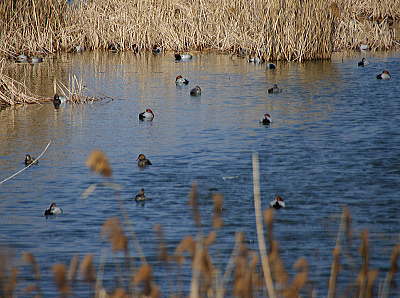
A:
154;224;169;262
189;183;201;227
86;150;112;177
133;264;152;284
22;252;40;280
67;255;79;281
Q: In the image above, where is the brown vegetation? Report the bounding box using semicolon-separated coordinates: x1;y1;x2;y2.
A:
0;0;399;63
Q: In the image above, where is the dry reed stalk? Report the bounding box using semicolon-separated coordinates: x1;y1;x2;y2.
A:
283;258;309;298
67;255;79;282
154;224;169;262
212;194;224;229
327;246;341;298
357;230;370;297
22;252;40;280
252;152;276;298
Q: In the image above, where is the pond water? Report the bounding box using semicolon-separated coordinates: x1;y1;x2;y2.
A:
0;51;399;296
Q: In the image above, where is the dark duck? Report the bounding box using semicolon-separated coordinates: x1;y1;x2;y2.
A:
25;154;38;166
44;203;63;216
137;154;152;168
270;195;285;209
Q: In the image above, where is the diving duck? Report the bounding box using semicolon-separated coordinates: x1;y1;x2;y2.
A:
190;86;201;96
134;188;147;201
53;94;67;109
139;109;154;121
175;53;193;61
15;54;28;63
260;113;272;125
267;63;276;70
376;70;391;80
175;75;189;85
268;84;282;94
25;154;38;166
358;57;369;67
270;195;285;209
44;203;63;216
137;154;152;167
28;57;43;64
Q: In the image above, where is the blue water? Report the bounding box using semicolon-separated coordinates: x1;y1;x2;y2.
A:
0;52;399;296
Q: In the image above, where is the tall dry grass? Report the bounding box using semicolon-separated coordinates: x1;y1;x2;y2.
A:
0;0;398;62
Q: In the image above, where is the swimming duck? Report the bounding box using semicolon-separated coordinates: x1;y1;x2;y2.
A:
175;75;189;85
268;84;282;94
249;57;264;64
358;57;369;67
134;188;147;201
152;45;162;54
270;195;285;209
15;54;28;63
175;53;193;61
190;86;201;96
25;154;38;166
376;70;391;80
44;203;63;216
267;63;276;70
53;94;67;109
260;113;272;125
139;109;154;121
28;57;43;64
137;154;152;167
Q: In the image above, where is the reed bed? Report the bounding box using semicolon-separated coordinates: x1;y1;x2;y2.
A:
0;0;399;63
1;150;399;297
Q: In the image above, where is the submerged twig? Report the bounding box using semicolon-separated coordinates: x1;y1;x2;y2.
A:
0;140;51;185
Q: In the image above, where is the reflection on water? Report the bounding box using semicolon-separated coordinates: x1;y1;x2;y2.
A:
1;51;400;296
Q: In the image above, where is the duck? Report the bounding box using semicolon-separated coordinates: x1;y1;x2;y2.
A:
268;84;282;94
270;195;285;209
260;113;272;125
175;53;193;61
267;63;276;70
358;57;369;67
53;94;67;109
190;86;201;96
152;45;162;54
134;188;147;201
175;75;189;85
139;109;154;121
25;154;38;166
28;57;43;64
44;203;63;216
376;70;391;80
137;154;152;167
249;57;264;64
15;54;28;63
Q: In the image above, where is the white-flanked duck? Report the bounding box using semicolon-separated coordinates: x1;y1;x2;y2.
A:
53;94;67;109
376;70;391;80
28;57;43;64
139;108;154;121
134;188;147;201
15;54;28;63
358;57;369;67
268;84;282;94
190;86;201;96
267;63;276;70
175;53;193;61
260;113;272;125
175;75;189;86
25;154;38;166
270;195;285;209
44;203;63;216
249;57;264;64
137;154;152;167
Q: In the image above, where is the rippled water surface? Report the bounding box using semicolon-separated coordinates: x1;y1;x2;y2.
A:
1;52;400;296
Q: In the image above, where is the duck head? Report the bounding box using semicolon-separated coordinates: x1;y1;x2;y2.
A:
137;154;146;161
275;195;284;202
145;109;154;116
176;75;183;80
383;70;390;75
25;154;32;163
